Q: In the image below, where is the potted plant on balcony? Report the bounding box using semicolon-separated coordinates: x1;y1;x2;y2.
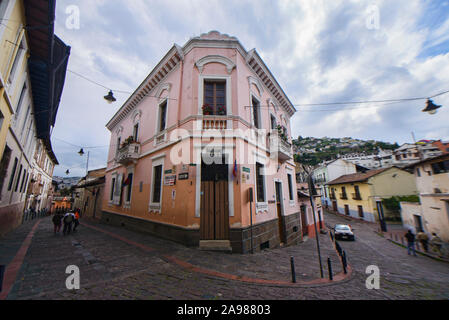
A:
202;104;213;115
120;136;135;149
276;125;289;143
217;105;226;116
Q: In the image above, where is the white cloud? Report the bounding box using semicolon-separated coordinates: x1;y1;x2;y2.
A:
51;0;449;176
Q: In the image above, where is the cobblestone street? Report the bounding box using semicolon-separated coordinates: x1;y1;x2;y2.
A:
1;210;448;300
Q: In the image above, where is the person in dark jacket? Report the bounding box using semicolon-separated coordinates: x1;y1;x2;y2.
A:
405;230;417;256
63;211;75;235
52;212;63;234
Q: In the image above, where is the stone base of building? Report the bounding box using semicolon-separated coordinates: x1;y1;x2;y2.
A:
101;211;302;254
101;211;200;247
0;202;24;237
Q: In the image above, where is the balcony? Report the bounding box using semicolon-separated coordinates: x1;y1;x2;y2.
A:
202;115;229;130
352;193;362;200
116;143;140;165
268;133;292;162
339;193;348;200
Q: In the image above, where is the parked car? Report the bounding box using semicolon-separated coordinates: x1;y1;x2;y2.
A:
334;224;355;241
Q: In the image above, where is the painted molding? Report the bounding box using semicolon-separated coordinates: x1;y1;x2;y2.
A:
195;55;236;74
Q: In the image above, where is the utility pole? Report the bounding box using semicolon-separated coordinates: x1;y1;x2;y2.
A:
302;165;324;278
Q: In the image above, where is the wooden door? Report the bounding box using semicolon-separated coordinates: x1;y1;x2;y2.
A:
300;205;308;235
332;201;338;212
275;182;285;244
200;160;229;241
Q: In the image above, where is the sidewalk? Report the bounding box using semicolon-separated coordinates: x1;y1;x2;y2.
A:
1;216;352;299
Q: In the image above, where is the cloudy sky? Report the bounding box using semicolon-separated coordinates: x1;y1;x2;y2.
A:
51;0;449;177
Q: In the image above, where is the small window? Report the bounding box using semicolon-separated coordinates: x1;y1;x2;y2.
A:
270;115;276;130
287;174;294;201
15;83;27;118
358;205;364;218
252;97;261;129
431;160;449;175
158;101;167;132
20;169;27;193
110;177;116;201
256;162;265;202
116;137;121;155
14;164;23;192
7;157;18;191
133;124;139;142
416;167;421;177
125;173;133;202
8;38;25;84
152;165;163;203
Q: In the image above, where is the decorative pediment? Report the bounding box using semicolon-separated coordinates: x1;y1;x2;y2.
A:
155;82;172;98
132;110;142;124
116;126;124;136
248;76;264;96
195;55;236;74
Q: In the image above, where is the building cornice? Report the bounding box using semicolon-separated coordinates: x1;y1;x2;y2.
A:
106;31;297;131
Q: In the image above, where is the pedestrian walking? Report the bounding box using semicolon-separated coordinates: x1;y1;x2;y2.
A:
430;233;443;257
63;211;75;235
73;210;80;232
417;231;429;253
52;212;63;234
405;230;417;256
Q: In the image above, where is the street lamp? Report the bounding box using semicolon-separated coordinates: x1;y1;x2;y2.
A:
104;90;117;104
422;99;442;115
80;150;90;176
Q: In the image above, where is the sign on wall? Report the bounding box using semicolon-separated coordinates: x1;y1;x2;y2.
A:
164;175;176;186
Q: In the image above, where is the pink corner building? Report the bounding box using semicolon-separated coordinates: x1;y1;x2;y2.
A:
103;31;302;253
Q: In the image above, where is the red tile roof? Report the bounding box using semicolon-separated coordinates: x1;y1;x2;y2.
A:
326;168;390;185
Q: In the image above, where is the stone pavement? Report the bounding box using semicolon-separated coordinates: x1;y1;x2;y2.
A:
0;212;448;300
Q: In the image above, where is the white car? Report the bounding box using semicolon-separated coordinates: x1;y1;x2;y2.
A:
334;224;355;241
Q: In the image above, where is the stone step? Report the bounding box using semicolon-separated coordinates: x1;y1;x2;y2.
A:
199;240;232;253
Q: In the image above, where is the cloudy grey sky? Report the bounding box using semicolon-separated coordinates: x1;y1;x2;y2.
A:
51;0;449;177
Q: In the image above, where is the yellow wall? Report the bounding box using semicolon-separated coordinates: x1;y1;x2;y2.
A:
0;0;27;158
329;168;418;222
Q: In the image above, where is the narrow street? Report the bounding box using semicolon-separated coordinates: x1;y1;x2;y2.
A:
0;211;448;300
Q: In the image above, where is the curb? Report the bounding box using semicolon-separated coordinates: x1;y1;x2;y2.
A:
81;221;353;288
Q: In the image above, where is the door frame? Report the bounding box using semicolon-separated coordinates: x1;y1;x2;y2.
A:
274;179;286;244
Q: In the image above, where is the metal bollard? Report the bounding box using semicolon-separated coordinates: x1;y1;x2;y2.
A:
342;251;348;274
327;258;333;281
290;257;296;283
0;265;5;293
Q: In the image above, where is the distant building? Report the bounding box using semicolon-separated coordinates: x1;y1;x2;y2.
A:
326;167;418;223
312;159;359;208
401;154;449;243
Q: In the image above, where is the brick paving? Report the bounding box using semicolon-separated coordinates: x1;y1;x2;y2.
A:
0;211;448;300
